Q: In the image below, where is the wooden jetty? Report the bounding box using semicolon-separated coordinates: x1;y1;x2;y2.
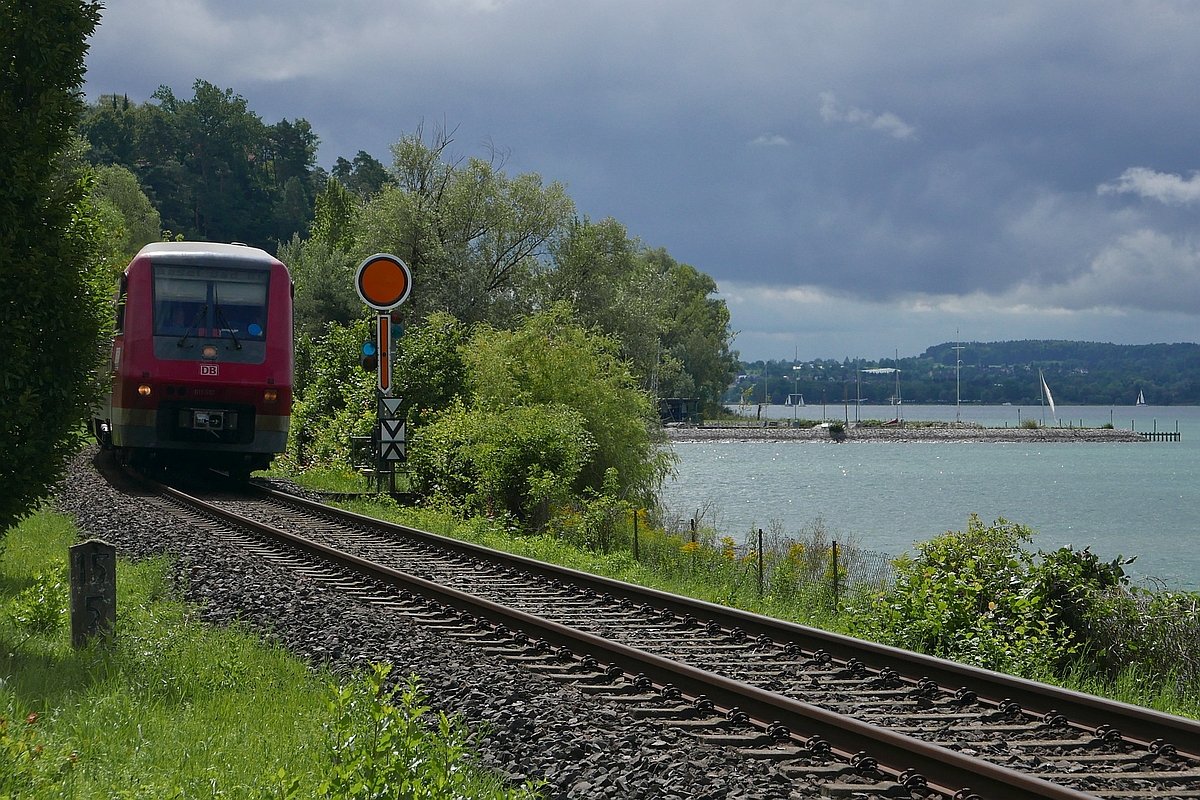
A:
1137;420;1180;441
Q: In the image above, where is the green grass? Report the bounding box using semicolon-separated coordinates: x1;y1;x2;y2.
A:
335;496;846;632
262;464;416;495
0;508;536;799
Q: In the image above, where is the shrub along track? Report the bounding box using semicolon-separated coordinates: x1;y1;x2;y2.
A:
139;472;1200;800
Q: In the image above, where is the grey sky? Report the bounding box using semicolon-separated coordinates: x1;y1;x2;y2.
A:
84;1;1200;360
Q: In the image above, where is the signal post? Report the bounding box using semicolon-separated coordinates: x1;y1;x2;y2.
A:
354;254;413;492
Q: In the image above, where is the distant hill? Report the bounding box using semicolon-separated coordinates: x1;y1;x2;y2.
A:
732;340;1200;406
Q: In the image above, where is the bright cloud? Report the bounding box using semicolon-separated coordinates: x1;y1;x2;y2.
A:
1033;230;1200;314
818;92;916;140
1098;167;1200;205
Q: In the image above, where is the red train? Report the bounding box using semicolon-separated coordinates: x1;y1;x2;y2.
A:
92;242;293;478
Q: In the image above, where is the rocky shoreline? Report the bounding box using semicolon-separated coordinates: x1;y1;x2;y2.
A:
664;424;1147;444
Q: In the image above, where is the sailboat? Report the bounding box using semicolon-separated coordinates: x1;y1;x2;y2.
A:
1136;390;1146;406
1039;369;1058;427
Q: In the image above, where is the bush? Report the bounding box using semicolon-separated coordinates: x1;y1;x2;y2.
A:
287;318;375;468
408;400;594;529
464;306;673;506
322;664;535;800
849;516;1076;674
287;312;471;470
850;515;1148;678
1020;418;1041;429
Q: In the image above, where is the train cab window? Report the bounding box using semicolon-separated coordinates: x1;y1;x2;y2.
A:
153;265;270;341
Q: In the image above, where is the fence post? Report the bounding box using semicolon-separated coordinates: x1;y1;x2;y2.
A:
831;540;839;611
633;509;640;561
690;518;697;574
757;528;764;597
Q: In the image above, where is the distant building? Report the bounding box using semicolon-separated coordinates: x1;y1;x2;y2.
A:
659;397;701;423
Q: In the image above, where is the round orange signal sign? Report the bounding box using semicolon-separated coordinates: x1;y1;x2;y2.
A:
355;254;412;310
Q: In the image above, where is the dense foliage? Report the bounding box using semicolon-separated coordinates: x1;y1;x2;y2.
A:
322;664;536;799
738;340;1200;407
462;307;671;502
289;309;672;530
541;221;738;407
79;82;321;250
408;400;595;529
842;515;1197;685
0;0;108;532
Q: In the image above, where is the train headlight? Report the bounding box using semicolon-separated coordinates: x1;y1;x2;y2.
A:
202;345;218;359
263;389;278;403
137;384;152;396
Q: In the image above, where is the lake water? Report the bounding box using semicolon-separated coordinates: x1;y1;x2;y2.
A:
660;404;1200;589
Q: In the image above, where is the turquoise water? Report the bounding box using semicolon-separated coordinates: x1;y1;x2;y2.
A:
661;405;1200;588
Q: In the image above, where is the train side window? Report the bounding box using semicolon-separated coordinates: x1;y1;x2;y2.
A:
115;273;128;333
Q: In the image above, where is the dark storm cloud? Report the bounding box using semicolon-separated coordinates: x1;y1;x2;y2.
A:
85;1;1200;357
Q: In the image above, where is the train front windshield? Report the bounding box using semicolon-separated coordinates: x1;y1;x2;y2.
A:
153;265;270;341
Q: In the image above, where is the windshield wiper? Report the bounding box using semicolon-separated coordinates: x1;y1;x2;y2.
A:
212;290;242;350
176;305;208;347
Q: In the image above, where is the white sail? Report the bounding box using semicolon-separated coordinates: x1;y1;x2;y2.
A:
1136;390;1146;406
1040;370;1056;418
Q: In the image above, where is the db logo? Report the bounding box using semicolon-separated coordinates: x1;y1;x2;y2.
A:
200;364;219;376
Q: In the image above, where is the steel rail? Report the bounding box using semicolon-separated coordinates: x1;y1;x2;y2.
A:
165;484;1094;800
260;485;1200;759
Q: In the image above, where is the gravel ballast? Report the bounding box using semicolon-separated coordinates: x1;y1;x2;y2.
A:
54;447;811;800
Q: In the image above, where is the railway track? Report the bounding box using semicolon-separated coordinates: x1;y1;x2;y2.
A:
144;474;1200;799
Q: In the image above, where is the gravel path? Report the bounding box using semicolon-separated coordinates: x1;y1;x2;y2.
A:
54;447;808;800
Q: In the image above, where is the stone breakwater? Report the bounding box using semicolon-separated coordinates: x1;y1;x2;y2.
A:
664;424;1147;444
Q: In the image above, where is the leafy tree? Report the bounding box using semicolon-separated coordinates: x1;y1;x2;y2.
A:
0;0;107;531
91;164;161;256
391;311;471;428
332;150;391;199
653;249;739;410
278;236;361;338
354;125;574;325
311;177;359;252
78;82;320;249
543;217;664;385
542;220;738;412
287;319;374;468
462;306;673;505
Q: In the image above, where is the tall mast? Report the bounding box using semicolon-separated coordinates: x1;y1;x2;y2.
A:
952;331;965;424
895;348;902;423
855;358;861;423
